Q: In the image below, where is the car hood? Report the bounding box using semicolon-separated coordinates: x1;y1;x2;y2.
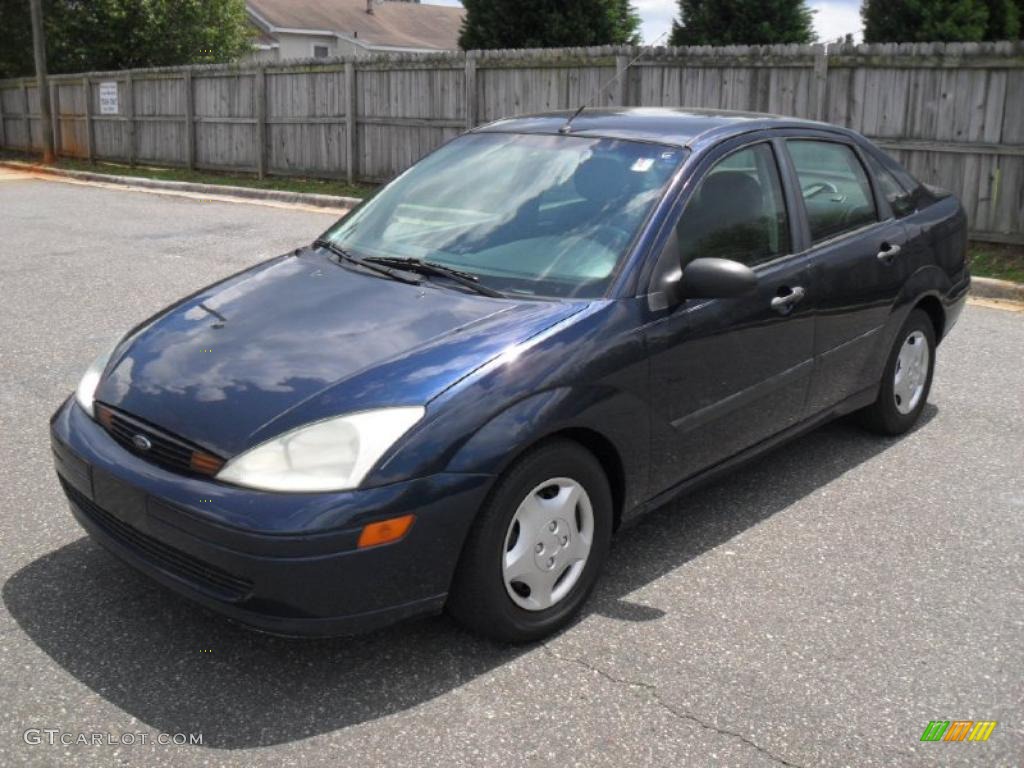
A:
95;250;586;457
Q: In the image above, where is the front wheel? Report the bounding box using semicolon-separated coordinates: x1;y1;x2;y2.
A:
858;308;936;435
446;440;612;643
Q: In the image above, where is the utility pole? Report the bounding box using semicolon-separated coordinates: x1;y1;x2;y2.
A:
29;0;55;162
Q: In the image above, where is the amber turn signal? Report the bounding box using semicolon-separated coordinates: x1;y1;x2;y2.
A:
358;514;415;549
190;450;225;476
95;404;114;429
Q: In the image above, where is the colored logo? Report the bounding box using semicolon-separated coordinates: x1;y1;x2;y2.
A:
920;721;997;742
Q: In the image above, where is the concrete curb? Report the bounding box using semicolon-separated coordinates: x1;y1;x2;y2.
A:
970;276;1024;303
0;160;362;210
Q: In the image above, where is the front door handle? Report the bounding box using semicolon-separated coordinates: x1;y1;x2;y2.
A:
877;242;902;263
770;286;805;314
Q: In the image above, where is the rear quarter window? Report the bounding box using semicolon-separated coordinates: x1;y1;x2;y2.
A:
863;152;915;218
871;150;937;212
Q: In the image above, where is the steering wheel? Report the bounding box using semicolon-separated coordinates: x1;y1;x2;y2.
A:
802;181;840;199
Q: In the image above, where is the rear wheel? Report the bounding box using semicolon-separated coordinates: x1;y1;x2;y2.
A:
858;308;936;435
446;440;612;643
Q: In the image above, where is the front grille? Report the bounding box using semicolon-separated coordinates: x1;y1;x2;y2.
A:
95;404;224;478
61;478;253;601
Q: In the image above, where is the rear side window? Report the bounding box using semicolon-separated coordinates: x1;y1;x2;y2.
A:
787;140;878;243
676;143;791;268
864;152;915;218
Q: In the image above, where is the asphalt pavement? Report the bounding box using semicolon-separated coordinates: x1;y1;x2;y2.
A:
1;173;1021;767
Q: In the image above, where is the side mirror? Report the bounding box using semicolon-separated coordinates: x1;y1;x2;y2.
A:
677;257;758;299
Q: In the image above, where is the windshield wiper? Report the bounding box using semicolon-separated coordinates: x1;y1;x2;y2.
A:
363;256;505;298
313;239;421;286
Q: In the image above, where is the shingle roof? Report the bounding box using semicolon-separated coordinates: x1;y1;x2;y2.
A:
252;27;279;48
248;0;465;51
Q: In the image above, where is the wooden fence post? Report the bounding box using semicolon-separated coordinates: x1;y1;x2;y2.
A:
50;81;61;157
464;54;477;130
345;60;356;184
615;53;630;107
183;70;195;170
811;44;828;122
125;72;134;165
22;79;31;150
83;77;93;161
255;67;267;179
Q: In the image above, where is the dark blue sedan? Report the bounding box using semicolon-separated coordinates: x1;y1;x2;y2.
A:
51;108;969;642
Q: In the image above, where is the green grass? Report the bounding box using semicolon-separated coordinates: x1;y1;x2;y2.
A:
0;149;373;200
969;242;1024;285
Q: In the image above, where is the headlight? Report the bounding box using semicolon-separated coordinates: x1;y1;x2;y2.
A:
215;407;425;492
75;342;119;418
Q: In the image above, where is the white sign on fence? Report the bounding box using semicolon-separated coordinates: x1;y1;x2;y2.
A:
98;81;118;115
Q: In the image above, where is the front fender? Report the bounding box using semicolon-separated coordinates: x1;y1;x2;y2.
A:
369;299;652;508
445;386;651;515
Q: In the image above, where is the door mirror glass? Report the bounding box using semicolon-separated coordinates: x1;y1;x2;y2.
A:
678;257;758;299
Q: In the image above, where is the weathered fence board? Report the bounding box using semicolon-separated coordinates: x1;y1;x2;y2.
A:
1;41;1022;242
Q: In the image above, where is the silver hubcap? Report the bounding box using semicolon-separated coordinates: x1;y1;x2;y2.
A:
894;330;930;415
502;477;594;611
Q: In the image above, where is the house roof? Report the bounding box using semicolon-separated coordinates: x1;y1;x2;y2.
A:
248;0;465;51
252;27;279;48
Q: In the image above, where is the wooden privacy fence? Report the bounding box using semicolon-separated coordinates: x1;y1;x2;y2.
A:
1;41;1022;243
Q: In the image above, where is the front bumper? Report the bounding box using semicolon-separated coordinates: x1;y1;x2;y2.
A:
50;398;493;636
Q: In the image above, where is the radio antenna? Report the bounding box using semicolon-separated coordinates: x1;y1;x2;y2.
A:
558;30;671;135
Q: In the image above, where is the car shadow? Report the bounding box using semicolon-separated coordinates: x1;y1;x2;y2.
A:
3;407;936;749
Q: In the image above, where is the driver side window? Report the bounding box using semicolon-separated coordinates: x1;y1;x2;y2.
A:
676;143;791;268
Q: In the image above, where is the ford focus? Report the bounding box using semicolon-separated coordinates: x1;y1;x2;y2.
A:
51;108;969;642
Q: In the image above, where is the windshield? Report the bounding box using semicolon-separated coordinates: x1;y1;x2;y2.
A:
322;133;685;298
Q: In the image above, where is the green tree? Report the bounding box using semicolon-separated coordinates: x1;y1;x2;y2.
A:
860;0;1019;42
980;0;1021;38
0;0;254;79
459;0;641;49
669;0;815;45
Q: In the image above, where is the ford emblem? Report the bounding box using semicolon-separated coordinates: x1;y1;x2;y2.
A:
132;434;152;451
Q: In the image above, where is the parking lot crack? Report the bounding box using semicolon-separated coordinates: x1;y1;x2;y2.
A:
541;645;803;768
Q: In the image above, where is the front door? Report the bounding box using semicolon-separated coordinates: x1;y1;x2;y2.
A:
644;140;816;496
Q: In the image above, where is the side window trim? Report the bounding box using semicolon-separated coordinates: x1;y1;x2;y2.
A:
795;217;888;253
770;135;810;255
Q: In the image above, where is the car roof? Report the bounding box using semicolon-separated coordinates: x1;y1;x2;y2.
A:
474;107;854;149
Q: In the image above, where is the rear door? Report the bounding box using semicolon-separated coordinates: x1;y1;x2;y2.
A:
781;136;909;412
644;138;816;495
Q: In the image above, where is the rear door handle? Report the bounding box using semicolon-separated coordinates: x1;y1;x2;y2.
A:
877;242;901;263
770;286;805;314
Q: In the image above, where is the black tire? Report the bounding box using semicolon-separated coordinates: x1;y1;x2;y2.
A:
858;308;936;435
446;439;613;643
